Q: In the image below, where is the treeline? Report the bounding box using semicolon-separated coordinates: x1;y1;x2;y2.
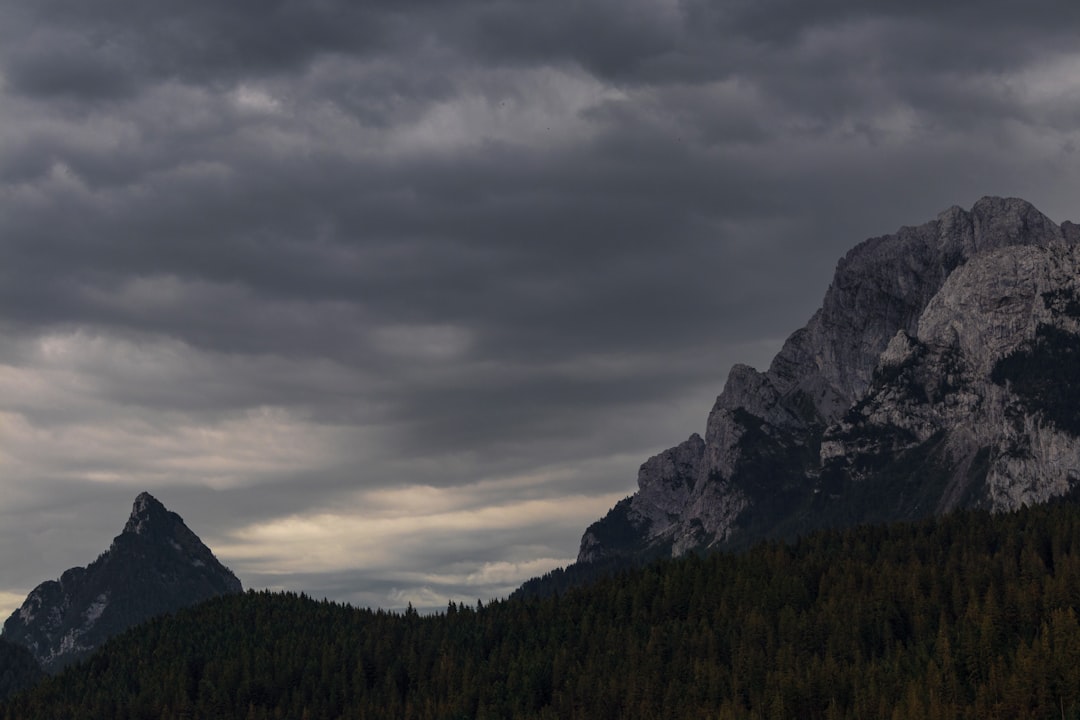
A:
8;501;1080;718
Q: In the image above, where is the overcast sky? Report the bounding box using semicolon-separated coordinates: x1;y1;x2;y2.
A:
1;0;1079;616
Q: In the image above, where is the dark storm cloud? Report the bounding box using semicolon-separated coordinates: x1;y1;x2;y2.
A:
0;0;402;98
4;0;1077;101
0;108;787;367
2;0;1080;613
4;36;138;101
463;0;684;79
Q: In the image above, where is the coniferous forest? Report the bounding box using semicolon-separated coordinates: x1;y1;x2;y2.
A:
0;641;42;705
8;502;1080;719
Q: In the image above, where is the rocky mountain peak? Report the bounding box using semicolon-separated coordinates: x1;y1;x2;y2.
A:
577;197;1080;565
3;493;242;672
123;491;169;535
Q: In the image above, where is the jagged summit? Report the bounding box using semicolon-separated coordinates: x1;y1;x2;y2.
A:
3;493;241;672
123;491;169;535
577;197;1080;565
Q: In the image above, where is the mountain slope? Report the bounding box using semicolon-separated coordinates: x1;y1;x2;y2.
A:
579;197;1080;564
2;492;242;672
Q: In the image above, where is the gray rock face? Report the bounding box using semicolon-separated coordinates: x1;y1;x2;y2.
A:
3;493;242;672
579;197;1080;563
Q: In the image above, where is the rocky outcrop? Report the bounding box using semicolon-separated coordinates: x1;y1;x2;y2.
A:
824;242;1080;511
579;197;1080;563
3;493;242;672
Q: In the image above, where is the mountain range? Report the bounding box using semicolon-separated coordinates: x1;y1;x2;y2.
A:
576;196;1080;566
4;195;1080;696
8;500;1080;719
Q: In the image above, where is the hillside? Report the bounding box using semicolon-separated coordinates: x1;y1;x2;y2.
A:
7;500;1080;719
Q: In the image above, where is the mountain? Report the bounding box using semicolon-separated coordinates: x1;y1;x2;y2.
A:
2;492;242;672
578;196;1080;565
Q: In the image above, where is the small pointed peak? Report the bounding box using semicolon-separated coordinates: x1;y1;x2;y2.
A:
132;491;165;515
124;492;170;535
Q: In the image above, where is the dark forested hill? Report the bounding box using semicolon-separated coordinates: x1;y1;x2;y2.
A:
8;501;1080;719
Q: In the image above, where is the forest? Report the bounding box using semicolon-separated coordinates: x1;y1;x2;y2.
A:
7;499;1080;719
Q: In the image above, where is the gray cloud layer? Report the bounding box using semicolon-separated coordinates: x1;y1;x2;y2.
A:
1;0;1079;613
